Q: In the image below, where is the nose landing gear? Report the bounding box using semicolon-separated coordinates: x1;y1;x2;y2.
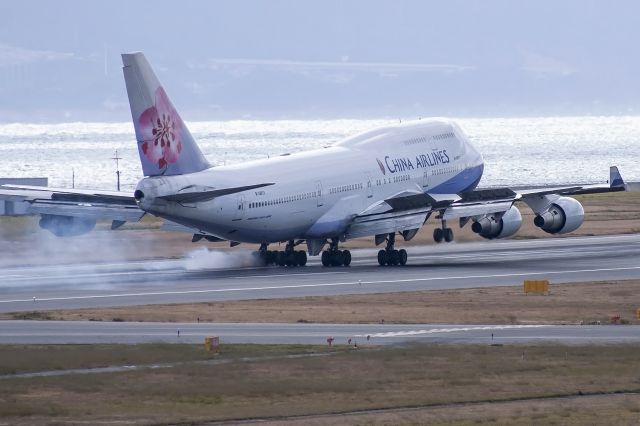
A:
377;233;408;266
321;238;351;267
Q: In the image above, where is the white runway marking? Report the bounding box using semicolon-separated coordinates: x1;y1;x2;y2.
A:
346;248;612;265
0;269;348;284
360;324;549;338
231;271;349;280
1;265;639;304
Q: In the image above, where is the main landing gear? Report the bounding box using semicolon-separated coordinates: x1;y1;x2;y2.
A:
377;233;408;266
433;219;454;243
258;241;307;267
321;238;352;267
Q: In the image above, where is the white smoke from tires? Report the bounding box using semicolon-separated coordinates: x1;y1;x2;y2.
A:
183;248;264;270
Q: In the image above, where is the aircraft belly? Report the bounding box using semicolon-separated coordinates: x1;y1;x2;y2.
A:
232;206;323;242
304;195;362;238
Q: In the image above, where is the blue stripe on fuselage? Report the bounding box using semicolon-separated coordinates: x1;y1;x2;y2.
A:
428;163;484;194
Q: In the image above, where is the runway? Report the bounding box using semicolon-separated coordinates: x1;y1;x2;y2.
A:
2;320;639;345
1;234;639;313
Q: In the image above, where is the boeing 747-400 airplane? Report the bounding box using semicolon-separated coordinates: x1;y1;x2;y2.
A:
0;53;632;267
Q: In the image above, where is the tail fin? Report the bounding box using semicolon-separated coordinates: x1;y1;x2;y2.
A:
121;52;210;176
609;166;625;188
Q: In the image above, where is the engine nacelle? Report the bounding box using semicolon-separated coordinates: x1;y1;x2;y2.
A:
471;205;522;240
533;196;584;234
39;214;96;237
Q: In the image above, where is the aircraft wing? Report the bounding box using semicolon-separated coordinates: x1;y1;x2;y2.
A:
344;189;516;239
0;184;144;223
446;165;629;220
345;166;631;239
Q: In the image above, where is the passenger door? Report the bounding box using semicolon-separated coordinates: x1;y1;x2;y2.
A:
315;181;324;207
233;195;246;220
366;173;373;198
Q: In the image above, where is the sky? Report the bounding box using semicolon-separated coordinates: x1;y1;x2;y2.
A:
1;0;639;122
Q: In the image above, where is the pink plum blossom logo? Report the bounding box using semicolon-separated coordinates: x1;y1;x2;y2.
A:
138;87;183;169
376;158;386;175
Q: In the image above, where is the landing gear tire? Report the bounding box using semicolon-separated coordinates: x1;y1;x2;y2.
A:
295;250;307;266
285;252;294;267
378;249;406;266
444;228;454;242
433;228;444;243
342;250;352;267
321;250;331;267
266;240;307;267
331;250;343;267
377;249;388;266
321;238;352;267
378;233;408;266
322;249;350;267
266;251;275;265
389;249;400;265
398;249;408;266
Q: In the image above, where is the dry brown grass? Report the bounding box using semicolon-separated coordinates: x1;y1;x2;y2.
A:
1;344;639;425
0;343;337;375
13;279;639;325
252;393;640;426
0;192;638;267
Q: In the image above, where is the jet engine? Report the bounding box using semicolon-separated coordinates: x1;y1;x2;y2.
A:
533;196;584;234
39;214;96;237
471;205;522;240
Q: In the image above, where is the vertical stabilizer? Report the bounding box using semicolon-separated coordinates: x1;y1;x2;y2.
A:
610;166;625;188
122;52;210;176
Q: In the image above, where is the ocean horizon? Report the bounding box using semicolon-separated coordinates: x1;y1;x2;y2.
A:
1;116;639;192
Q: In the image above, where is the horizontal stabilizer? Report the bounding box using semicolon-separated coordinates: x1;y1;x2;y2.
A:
158;183;274;203
1;184;134;202
0;184;143;222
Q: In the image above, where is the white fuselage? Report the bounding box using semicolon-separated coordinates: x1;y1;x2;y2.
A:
135;119;484;244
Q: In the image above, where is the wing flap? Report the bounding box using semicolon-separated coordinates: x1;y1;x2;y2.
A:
442;200;515;220
346;208;428;239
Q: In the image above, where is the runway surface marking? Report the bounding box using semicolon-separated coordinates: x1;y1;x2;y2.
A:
360;324;550;338
230;271;349;280
2;265;639;304
0;269;349;283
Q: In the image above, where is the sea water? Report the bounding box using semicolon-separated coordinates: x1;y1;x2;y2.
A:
0;116;638;191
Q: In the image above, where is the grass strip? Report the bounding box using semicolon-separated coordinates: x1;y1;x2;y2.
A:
0;343;639;424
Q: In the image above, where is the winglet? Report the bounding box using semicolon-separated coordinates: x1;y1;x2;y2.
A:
610;166;625;188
